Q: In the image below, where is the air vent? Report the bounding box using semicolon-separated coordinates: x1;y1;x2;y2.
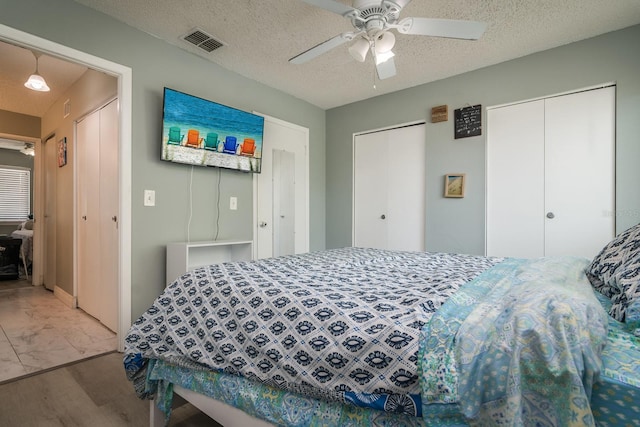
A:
182;28;224;53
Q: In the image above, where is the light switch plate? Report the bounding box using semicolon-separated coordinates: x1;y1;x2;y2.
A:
230;196;237;210
144;190;155;206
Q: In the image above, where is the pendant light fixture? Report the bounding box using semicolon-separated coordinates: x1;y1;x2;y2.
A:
24;51;50;92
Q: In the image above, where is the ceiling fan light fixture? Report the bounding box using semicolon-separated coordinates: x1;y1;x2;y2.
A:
374;31;395;53
20;143;35;156
348;38;370;62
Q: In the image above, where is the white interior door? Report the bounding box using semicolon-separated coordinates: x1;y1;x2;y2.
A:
486;100;545;258
353;123;426;251
255;115;309;259
486;86;615;259
43;135;57;291
77;99;119;331
272;149;296;257
354;131;389;249
544;86;615;257
98;100;119;331
77;110;101;319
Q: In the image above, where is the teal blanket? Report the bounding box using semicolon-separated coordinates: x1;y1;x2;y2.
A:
419;257;609;426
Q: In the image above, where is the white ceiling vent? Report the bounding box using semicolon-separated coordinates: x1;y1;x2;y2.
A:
181;28;224;53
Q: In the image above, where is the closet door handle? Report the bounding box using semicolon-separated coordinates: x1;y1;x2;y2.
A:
380;214;386;220
546;212;555;219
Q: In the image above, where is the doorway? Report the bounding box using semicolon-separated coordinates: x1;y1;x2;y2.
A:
253;114;309;259
0;24;132;351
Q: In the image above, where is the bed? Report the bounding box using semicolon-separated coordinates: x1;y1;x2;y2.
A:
124;224;640;427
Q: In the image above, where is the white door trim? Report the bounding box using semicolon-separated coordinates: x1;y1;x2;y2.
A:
252;113;310;259
0;24;133;351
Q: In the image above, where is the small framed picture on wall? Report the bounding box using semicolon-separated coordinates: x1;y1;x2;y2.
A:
58;137;67;167
444;173;465;198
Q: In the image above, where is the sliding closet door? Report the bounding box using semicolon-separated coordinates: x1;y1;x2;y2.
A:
77;110;101;318
353;124;426;251
77;99;119;331
486;86;615;259
544;86;615;257
98;100;119;331
486;100;545;258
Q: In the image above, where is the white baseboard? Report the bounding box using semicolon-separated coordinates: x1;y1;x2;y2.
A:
54;285;77;308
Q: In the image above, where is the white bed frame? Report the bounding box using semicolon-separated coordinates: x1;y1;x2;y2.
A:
150;384;274;427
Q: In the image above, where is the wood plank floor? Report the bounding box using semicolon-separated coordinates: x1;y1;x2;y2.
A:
0;351;219;427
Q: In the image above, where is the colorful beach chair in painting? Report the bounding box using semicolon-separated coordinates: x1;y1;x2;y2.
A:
185;129;203;148
204;133;218;151
167;126;184;145
239;138;256;157
222;136;238;154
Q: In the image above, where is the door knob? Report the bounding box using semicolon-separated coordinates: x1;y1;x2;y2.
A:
259;221;268;228
546;212;555;219
112;216;117;222
82;215;87;220
380;214;386;220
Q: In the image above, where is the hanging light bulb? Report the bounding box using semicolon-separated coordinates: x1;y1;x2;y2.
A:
24;52;50;92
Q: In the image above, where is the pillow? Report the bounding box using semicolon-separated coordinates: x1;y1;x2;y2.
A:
587;223;640;323
24;220;33;230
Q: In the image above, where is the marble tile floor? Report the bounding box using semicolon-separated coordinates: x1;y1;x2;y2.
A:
0;284;117;384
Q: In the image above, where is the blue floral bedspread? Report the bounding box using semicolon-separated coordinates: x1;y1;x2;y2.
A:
419;256;609;426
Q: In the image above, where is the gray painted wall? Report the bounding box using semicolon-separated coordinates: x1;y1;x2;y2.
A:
0;0;326;317
326;25;640;255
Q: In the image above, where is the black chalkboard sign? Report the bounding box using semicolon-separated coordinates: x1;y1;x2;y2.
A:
454;104;482;139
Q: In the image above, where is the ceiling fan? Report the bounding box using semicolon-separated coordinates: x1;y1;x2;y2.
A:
289;0;487;80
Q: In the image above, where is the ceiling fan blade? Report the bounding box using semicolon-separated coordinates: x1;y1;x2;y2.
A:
397;17;487;40
289;32;358;64
301;0;358;17
376;56;396;80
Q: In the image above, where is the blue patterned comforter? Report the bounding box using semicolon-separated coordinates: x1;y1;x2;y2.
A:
420;256;609;426
124;249;609;425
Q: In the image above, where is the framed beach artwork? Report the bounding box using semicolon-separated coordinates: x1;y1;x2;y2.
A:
444;173;465;198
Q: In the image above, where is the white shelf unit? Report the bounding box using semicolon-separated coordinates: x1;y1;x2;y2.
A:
166;240;253;286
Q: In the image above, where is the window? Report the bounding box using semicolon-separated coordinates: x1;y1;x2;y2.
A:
0;165;31;222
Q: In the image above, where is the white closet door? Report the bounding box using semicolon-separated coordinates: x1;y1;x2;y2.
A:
77;110;101;318
486;100;545;258
354;131;389;249
98;100;119;331
544;87;615;258
354;124;426;251
486;87;615;259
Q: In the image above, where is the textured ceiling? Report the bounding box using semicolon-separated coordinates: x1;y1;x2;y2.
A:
70;0;640;109
1;0;640;116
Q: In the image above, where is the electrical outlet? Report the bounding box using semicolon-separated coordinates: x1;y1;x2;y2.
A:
230;196;237;210
144;190;155;206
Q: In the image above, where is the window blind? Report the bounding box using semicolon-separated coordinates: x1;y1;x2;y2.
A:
0;166;31;222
